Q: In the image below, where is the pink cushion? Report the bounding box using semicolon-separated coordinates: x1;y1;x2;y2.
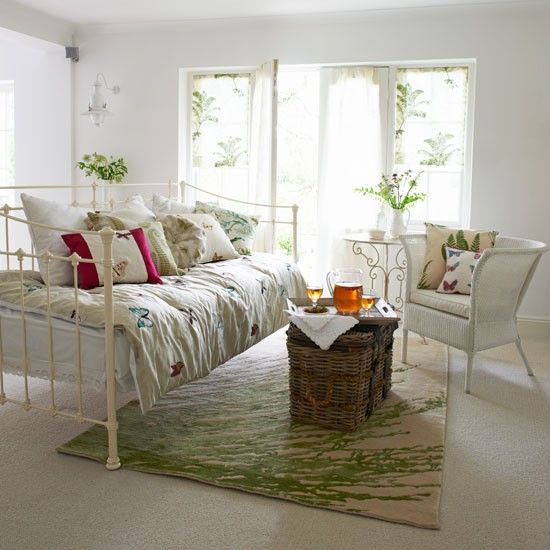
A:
62;228;162;289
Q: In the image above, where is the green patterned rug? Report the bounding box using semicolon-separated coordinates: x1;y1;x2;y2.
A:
58;329;447;529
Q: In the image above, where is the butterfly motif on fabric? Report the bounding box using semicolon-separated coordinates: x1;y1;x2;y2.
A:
446;261;460;272
226;286;239;298
180;308;198;325
70;309;84;323
113;260;129;280
129;307;153;328
23;283;43;293
212;253;224;262
116;232;132;241
469;264;476;273
443;279;458;292
202;223;214;231
215;314;224;332
279;285;288;298
286;264;295;272
256;278;267;295
170;362;185;378
448;249;463;258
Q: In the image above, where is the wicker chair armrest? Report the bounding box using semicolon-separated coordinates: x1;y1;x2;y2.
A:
470;247;544;323
400;234;427;301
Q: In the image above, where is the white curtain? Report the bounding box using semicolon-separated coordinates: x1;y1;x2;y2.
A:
314;66;383;282
248;59;278;252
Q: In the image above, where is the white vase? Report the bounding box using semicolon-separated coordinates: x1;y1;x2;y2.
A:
388;208;409;239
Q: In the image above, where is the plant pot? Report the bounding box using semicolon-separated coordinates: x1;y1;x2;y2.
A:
387;208;409;239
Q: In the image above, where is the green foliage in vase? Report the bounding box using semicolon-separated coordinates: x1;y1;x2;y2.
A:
355;170;426;211
192;90;220;141
214;137;246;167
419;133;459;166
76;153;128;183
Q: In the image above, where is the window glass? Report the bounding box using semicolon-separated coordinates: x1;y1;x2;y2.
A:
394;67;469;225
191;73;251;201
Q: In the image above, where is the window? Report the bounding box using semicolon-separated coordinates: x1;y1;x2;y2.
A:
0;81;14;204
182;63;472;269
393;67;469;226
189;72;252;202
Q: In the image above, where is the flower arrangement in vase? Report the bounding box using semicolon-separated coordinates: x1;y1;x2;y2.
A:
355;170;426;238
76;153;128;184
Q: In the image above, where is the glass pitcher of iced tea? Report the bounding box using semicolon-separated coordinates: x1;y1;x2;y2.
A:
326;268;363;315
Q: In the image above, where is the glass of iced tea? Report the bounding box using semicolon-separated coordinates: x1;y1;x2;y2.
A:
361;290;378;317
306;283;323;309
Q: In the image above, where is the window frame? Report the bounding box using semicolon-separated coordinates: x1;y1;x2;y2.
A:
179;60;475;227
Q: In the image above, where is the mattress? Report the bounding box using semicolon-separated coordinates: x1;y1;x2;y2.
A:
0;254;307;411
0;303;136;392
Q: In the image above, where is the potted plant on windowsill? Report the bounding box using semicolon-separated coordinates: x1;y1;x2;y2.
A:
76;153;128;184
355;170;426;238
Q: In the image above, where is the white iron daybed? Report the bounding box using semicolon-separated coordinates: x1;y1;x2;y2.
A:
0;181;304;470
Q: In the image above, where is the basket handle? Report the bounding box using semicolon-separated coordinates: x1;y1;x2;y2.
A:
304;372;336;408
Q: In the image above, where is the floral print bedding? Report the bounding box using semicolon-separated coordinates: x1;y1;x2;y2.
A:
0;254;306;412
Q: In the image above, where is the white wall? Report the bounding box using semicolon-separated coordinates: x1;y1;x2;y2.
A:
73;2;550;319
0;30;72;187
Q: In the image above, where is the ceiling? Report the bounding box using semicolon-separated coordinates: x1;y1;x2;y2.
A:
10;0;530;25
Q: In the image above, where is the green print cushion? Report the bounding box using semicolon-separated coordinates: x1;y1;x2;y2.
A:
417;223;498;290
87;213;178;276
164;213;239;264
194;201;259;256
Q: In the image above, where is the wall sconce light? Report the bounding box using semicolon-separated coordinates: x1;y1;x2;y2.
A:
81;73;120;127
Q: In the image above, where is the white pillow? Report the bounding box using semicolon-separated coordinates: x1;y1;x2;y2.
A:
108;194;156;223
178;213;239;263
152;193;194;216
21;193;88;286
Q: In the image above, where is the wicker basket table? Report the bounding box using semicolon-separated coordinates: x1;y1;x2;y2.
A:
287;299;399;432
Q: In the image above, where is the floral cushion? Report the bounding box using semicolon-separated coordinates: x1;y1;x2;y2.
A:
87;213;178;276
159;215;207;269
436;247;482;295
417;223;498;290
194;201;259;256
165;213;239;263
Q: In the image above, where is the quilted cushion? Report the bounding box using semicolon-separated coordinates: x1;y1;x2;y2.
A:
410;289;471;318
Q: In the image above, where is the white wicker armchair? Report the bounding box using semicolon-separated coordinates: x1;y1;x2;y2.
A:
400;234;548;393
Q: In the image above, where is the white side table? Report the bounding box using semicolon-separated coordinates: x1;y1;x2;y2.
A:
343;233;413;312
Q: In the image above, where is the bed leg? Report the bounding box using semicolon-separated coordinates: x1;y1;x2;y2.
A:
101;227;121;471
106;424;121;471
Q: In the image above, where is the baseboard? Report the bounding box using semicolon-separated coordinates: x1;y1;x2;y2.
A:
517;316;550;340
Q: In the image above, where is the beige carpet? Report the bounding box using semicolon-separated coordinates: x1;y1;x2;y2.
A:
58;332;447;529
1;329;549;550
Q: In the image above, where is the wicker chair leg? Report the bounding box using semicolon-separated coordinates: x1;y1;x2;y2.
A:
401;329;408;363
464;352;474;394
515;338;534;376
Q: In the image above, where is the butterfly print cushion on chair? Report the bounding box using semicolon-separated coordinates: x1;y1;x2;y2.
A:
437;246;482;295
62;228;163;290
417;223;498;290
